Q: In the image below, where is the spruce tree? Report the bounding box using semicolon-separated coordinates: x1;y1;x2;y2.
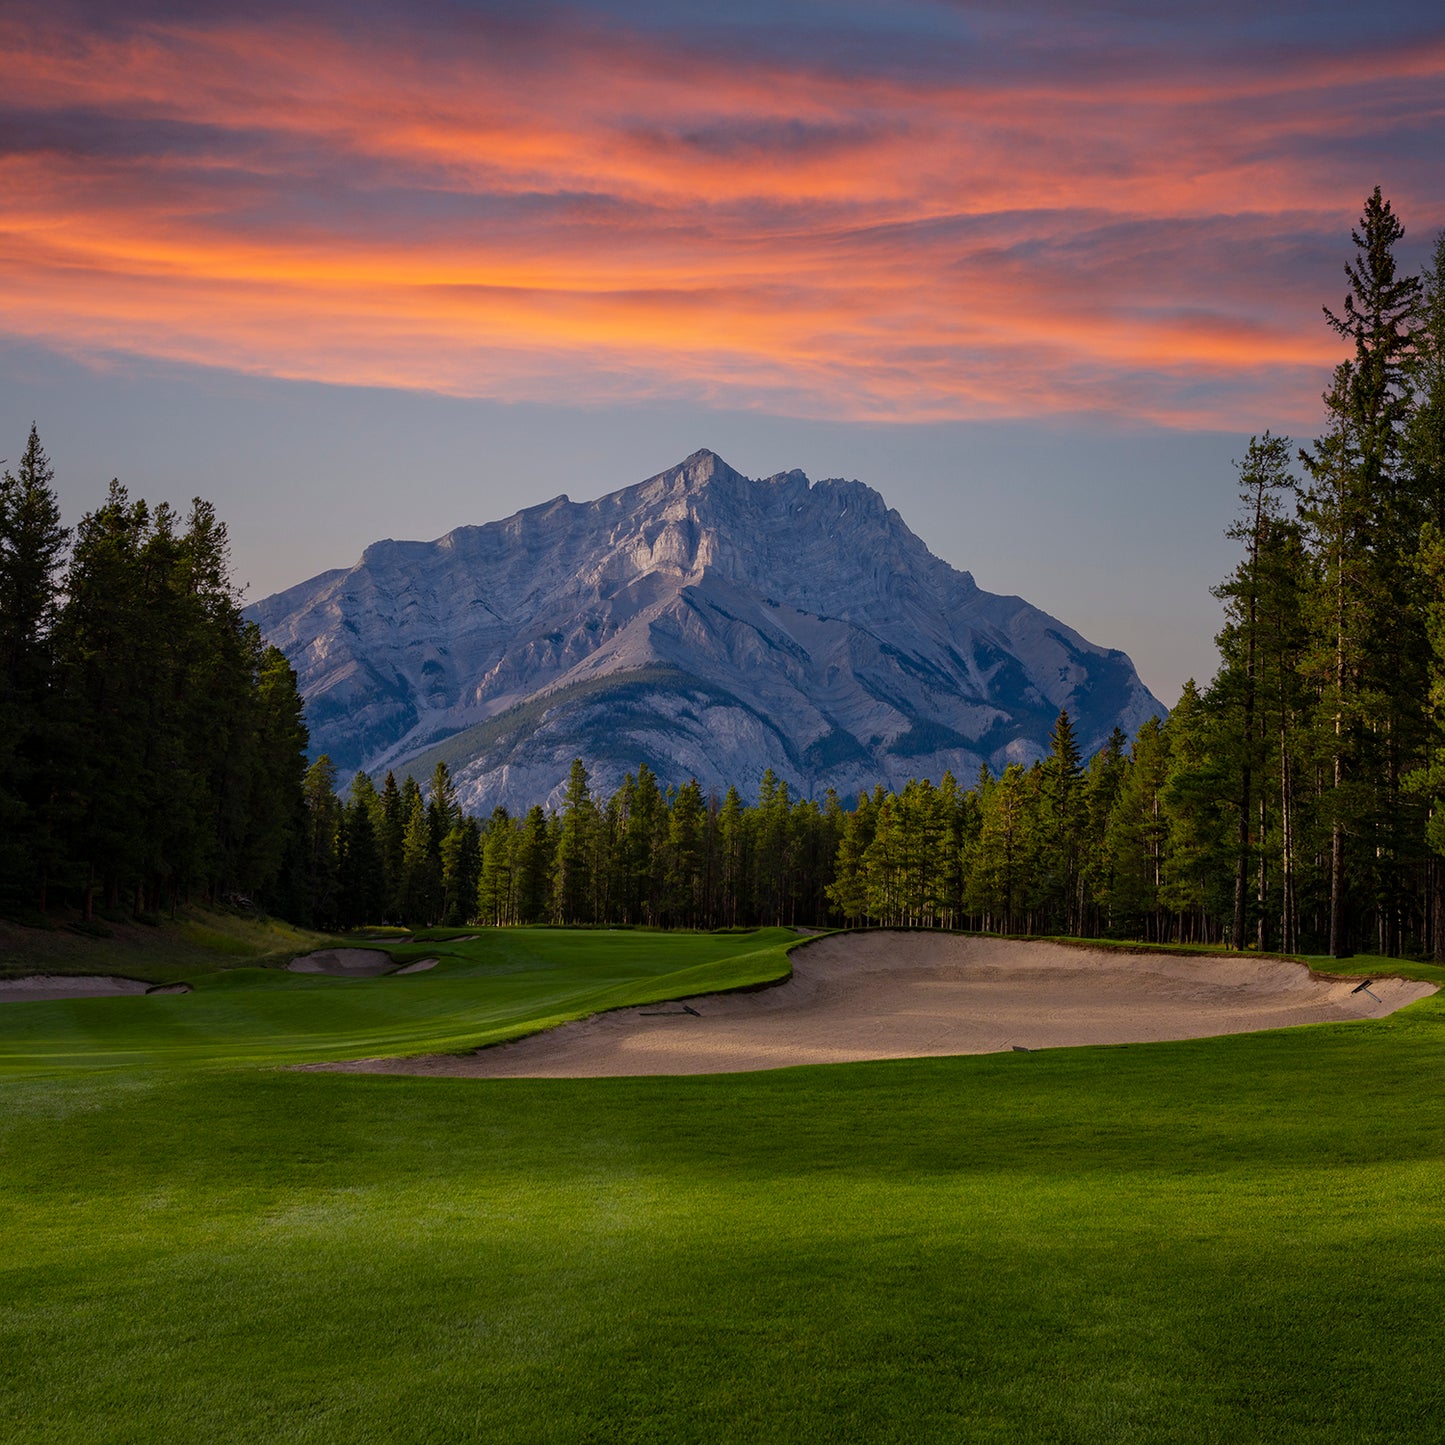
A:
0;426;69;908
1213;434;1295;947
52;482;155;914
477;807;515;925
302;756;342;927
242;643;310;916
513;804;553;924
1406;233;1445;954
398;789;441;924
378;771;404;916
554;758;595;924
716;785;750;926
665;779;706;926
1041;710;1084;933
1301;188;1422;954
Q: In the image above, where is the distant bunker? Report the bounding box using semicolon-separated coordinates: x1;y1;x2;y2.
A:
288;948;396;977
288;949;439;977
325;932;1437;1079
0;976;193;1002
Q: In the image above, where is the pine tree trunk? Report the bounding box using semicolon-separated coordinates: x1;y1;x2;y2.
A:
1279;743;1296;954
1330;558;1346;956
1257;794;1268;951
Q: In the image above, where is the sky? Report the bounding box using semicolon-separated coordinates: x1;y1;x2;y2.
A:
3;0;1443;706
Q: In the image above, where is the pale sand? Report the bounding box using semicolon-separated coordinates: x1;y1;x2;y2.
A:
314;932;1438;1078
288;948;395;977
393;958;439;974
0;974;153;1002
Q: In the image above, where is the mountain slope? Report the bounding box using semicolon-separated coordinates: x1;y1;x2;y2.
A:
247;450;1163;811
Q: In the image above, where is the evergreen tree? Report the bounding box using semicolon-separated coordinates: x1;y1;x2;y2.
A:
338;793;387;927
554;758;595;924
665;778;706;926
965;764;1036;933
426;761;461;844
51;482;156;915
378;771;404;917
1040;710;1084;933
0;425;69;908
477;807;516;925
513;804;553;924
302;755;342;927
241;643;309;916
1079;729;1129;936
1300;188;1422;954
1406;232;1445;954
1102;718;1170;940
1212;434;1295;946
717;785;751;926
440;817;482;926
398;788;441;924
1158;684;1231;943
754;768;793;924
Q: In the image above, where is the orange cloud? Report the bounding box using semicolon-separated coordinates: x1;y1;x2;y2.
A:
0;9;1440;428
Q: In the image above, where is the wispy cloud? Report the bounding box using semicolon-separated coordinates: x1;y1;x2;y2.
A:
2;2;1441;427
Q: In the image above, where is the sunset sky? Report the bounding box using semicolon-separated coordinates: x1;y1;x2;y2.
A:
3;0;1443;702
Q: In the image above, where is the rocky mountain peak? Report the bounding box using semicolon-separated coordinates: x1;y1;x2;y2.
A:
247;452;1162;813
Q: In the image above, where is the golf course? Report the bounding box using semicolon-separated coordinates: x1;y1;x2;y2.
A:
4;921;1445;1442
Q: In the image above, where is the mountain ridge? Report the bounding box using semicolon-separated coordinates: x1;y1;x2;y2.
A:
247;449;1163;811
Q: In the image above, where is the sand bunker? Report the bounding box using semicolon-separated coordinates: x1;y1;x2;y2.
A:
393;958;439;974
288;948;395;977
0;974;155;1002
319;932;1438;1078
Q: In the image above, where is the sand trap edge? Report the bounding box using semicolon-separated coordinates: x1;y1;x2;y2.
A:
0;974;160;1001
301;931;1439;1079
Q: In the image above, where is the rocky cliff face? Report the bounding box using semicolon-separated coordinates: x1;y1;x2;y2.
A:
247;450;1163;811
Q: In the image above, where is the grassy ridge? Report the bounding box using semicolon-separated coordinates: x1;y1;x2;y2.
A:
0;928;799;1074
0;906;338;985
3;929;1444;1441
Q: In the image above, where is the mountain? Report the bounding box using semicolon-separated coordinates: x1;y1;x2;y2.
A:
246;450;1164;812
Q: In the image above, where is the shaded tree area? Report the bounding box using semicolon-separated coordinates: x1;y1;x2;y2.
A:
1027;188;1445;960
0;431;310;922
310;756;843;932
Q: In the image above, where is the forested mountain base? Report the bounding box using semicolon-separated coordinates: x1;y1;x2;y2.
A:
5;191;1445;958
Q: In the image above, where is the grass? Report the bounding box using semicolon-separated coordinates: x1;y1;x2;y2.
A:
0;905;341;985
2;927;1444;1441
0;928;798;1074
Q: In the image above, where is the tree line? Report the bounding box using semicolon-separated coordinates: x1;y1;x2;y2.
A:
295;757;842;932
283;700;1260;945
0;439;310;922
1202;190;1445;957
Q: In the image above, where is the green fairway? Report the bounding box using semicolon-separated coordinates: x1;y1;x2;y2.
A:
3;930;1444;1442
0;928;798;1073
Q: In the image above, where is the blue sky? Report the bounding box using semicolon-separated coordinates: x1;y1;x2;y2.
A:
3;0;1443;703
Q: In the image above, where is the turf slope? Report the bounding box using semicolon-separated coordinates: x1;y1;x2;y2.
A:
2;930;1444;1442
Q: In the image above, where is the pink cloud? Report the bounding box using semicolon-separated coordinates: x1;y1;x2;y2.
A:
0;9;1440;428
